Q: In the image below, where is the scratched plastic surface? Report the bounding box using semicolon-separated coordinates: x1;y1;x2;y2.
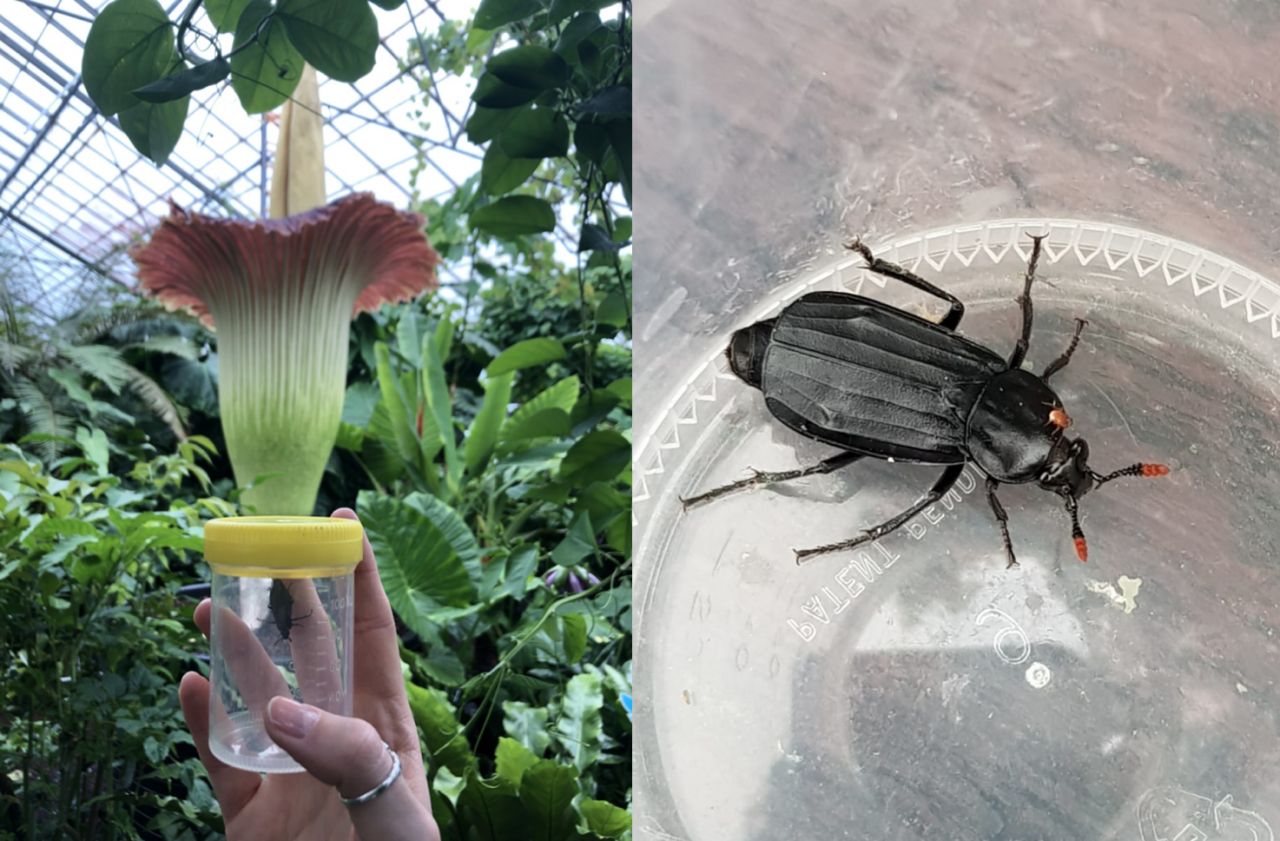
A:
208;572;354;773
633;220;1280;840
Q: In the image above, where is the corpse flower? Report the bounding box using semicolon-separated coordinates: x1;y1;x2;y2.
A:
131;69;438;514
132;195;437;513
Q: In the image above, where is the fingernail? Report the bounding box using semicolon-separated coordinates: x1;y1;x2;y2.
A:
269;697;319;738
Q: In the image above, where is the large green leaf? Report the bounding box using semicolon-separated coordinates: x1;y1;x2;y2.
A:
75;426;110;476
230;0;304;113
488;46;571;91
467;105;522;144
394;308;425;364
519;761;580;841
494;737;539;792
499;410;570;447
578;799;631;838
550;511;595;567
555;12;602;56
82;0;175;116
573;483;626;539
553;673;602;776
472;73;541;108
45;534;101;571
499;108;570;159
204;0;252;32
594;290;628;328
464;372;514;476
421;327;461;494
336;382;378;451
547;0;613;25
276;0;377;82
560;613;587;664
607;119;631;205
360;403;410;484
604;377;630;408
502;700;551;755
486;338;566;376
499;545;538;600
500;376;579;446
117;94;188;165
340;381;380;427
161;353;218;415
578;223;617;254
132;57;229;102
373;343;419;467
574;121;608;165
559;429;629;485
574;85;630;120
471;196;556;238
473;0;541;29
458;770;528;841
357;491;478;641
405;683;474;776
480;142;540;196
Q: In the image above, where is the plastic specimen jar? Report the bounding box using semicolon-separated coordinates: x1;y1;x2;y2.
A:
204;516;363;773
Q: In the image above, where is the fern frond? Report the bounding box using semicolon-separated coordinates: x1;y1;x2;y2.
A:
61;344;132;394
0;339;35;374
11;376;68;459
123;368;187;441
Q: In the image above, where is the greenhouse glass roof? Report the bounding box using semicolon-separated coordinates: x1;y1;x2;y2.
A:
0;0;479;323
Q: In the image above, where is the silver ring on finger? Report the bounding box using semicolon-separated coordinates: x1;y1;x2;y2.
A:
339;742;402;807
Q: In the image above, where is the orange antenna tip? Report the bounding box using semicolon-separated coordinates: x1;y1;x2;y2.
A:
1141;464;1169;477
1073;537;1088;562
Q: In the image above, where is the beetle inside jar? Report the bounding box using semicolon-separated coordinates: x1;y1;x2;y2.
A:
682;234;1170;567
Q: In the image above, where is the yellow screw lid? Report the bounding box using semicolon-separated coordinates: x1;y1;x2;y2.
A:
204;516;364;577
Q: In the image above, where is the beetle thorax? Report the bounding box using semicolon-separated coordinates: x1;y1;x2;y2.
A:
965;369;1064;482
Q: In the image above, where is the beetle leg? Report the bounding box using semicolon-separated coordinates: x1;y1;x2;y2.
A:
681;451;864;509
794;463;964;563
846;238;966;330
985;478;1018;568
1043;318;1088;380
1007;233;1047;370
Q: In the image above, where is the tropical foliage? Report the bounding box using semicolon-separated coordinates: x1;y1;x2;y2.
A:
82;0;393;163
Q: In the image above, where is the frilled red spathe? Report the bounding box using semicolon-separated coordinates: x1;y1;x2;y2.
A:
130;192;439;326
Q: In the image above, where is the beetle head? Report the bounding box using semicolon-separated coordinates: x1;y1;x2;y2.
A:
1038;436;1094;499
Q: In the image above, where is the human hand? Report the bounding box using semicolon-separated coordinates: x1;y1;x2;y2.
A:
179;508;439;841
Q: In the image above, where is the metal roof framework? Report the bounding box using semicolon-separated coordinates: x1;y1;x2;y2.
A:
0;0;487;324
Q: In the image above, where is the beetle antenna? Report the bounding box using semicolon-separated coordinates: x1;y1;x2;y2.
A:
1064;495;1087;562
1089;463;1170;487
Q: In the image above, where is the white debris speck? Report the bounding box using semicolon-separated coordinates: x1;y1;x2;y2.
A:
1025;661;1052;689
940;672;971;705
1086;575;1142;614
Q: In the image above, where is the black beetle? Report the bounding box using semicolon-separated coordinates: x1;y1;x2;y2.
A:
683;235;1169;567
267;578;312;642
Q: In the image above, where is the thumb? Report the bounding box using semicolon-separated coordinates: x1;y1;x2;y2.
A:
265;697;438;840
265;697;385;795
